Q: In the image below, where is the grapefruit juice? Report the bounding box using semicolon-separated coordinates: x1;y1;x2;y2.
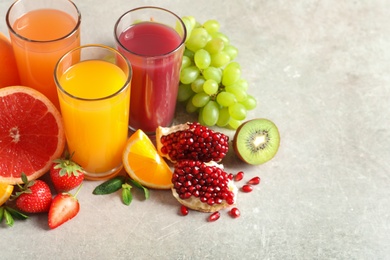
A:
115;12;186;134
57;59;130;177
7;7;80;110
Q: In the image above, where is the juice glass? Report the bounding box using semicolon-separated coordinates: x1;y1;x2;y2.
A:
114;6;186;135
55;45;132;180
6;0;81;110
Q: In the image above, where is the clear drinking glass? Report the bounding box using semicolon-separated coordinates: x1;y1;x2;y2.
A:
6;0;81;110
114;6;186;135
55;45;132;180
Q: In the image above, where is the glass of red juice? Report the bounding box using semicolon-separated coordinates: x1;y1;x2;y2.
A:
114;6;186;135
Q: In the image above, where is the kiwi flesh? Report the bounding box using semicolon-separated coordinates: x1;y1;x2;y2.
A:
233;118;280;165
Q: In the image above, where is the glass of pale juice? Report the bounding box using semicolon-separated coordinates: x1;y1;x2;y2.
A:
54;45;132;180
114;6;186;135
6;0;81;110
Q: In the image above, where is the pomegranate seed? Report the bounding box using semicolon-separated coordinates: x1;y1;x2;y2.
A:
234;171;244;182
241;184;253;193
172;160;237;207
247;176;260;185
230;207;241;218
160;122;229;162
208;211;220;222
180;205;189;216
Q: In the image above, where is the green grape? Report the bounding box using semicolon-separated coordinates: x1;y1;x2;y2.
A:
198;108;206;126
181;55;192;69
177;84;194;102
183;16;196;29
210;51;230;68
202;100;219;126
181;17;193;42
204;37;225;54
224;61;241;70
228;118;242;130
210;32;230;45
222;63;241;86
186;27;209;52
225;84;247;102
228;103;247;120
216;107;230;127
203;79;219;95
235;78;248;91
180;66;200;84
216;91;236;107
186;99;199;113
224;45;238;60
203;66;222;83
203;19;220;34
194;49;211;69
184;48;195;60
241;94;257;110
191;77;206;93
191;92;210;107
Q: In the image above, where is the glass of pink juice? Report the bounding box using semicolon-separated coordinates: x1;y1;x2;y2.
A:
55;45;132;180
6;0;81;110
114;6;186;135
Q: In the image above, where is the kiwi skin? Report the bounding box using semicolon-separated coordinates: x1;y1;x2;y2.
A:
233;118;280;165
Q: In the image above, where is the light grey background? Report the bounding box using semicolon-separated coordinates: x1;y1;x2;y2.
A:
1;0;389;259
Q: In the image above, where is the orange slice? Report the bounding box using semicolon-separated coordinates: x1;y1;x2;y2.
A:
122;129;172;189
0;86;66;184
0;183;14;207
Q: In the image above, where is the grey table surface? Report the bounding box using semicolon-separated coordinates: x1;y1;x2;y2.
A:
1;0;389;259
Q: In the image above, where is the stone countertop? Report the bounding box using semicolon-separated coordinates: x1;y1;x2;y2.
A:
1;0;389;259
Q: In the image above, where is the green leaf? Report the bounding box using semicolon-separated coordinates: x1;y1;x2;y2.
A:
5;206;28;220
4;209;14;227
92;176;126;195
129;179;150;199
0;207;4;222
121;183;133;206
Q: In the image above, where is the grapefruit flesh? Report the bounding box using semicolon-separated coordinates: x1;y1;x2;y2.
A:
0;86;65;184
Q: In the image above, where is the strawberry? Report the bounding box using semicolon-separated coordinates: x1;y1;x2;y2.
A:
50;155;85;193
48;189;81;229
14;174;52;213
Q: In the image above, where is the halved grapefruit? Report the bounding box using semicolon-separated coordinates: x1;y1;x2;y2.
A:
0;86;65;184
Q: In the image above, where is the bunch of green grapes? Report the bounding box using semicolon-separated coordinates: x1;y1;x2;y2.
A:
177;16;257;129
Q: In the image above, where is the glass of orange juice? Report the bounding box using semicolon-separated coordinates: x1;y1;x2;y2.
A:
6;0;81;110
55;45;132;180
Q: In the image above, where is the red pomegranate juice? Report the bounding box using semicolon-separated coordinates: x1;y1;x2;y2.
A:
118;22;184;134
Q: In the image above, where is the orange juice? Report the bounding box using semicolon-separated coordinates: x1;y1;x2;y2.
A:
8;8;80;109
58;60;130;175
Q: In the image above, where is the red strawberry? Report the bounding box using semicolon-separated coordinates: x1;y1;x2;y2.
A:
14;174;52;213
50;155;85;192
48;190;80;229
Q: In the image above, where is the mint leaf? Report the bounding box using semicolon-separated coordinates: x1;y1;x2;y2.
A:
129;179;150;199
121;183;133;206
93;176;126;195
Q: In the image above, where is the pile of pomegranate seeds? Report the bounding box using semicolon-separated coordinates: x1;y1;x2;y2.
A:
160;122;229;162
172;160;235;206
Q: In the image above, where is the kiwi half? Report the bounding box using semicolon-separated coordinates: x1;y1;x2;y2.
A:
233;118;280;165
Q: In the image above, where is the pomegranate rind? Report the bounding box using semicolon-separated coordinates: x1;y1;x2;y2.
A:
172;180;237;213
0;86;66;184
171;161;238;213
